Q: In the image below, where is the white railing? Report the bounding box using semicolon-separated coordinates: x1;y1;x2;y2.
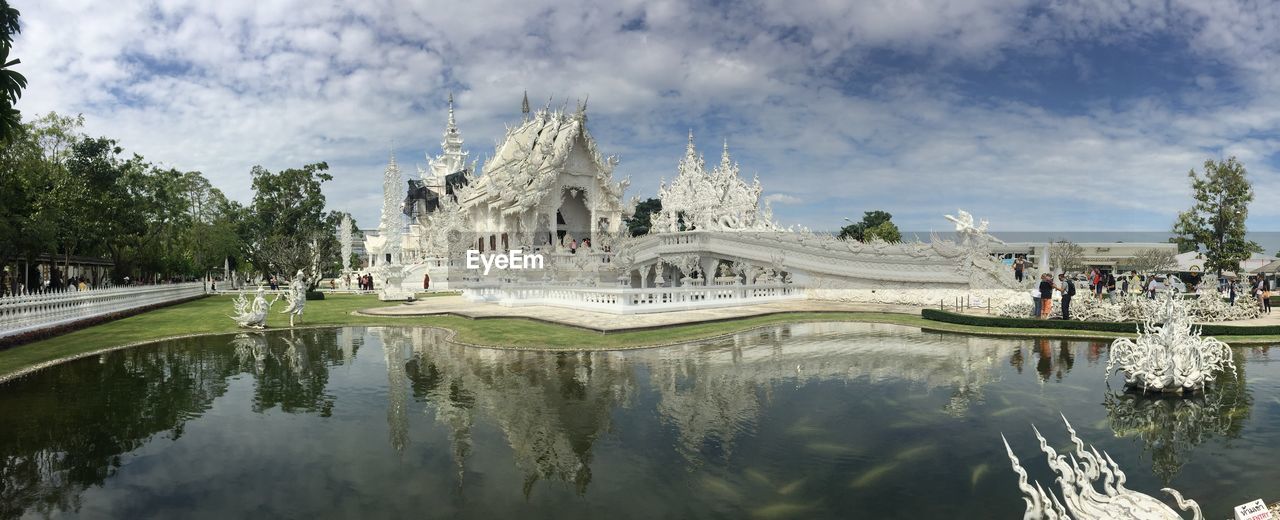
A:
463;282;803;315
0;282;207;339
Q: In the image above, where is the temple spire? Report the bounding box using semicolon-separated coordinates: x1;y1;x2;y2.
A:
446;92;457;134
722;138;730;164
521;90;530;120
686;129;695;153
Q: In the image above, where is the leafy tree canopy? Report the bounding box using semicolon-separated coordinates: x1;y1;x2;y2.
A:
1171;157;1262;275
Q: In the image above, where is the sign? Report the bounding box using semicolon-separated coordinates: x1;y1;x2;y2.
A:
1235;499;1274;520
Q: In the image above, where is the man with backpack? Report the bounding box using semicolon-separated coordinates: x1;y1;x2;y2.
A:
1058;273;1076;320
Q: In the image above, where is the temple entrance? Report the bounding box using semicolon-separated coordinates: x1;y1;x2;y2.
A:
556;188;590;245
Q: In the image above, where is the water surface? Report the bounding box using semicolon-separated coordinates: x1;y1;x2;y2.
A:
1;324;1277;518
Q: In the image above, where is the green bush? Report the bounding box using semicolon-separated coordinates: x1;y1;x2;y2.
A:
305;291;325;301
920;308;1280;336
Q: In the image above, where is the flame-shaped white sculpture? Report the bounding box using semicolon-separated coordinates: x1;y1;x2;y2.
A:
231;286;277;329
1002;415;1204;520
1106;295;1236;394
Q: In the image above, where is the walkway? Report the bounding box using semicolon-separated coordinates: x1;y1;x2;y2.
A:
358;295;923;333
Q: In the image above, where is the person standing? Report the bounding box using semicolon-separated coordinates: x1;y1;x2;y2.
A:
1039;273;1055;319
1147;276;1159;299
1263;277;1272;313
1229;279;1237;305
1105;271;1116;300
1029;285;1041;318
423;272;431;290
1058;273;1075;320
1013;255;1026;283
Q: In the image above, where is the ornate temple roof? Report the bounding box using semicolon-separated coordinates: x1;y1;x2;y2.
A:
471;100;626;215
655;132;769;231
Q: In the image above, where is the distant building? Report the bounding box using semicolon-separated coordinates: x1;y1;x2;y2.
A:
990;242;1178;272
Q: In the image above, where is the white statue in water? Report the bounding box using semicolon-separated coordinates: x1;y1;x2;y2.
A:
231;286;278;329
1106;295;1235;394
280;269;308;327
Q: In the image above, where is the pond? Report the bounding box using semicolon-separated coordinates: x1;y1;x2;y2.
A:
1;324;1277;518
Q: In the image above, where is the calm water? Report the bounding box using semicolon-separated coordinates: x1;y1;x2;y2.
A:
1;324;1277;519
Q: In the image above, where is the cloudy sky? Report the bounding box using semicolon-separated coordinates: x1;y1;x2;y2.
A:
12;0;1280;231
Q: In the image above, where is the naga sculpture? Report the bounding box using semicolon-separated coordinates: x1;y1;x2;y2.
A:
1002;415;1203;519
231;286;277;329
1105;295;1235;394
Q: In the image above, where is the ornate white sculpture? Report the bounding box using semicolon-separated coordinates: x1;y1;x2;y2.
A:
338;214;352;280
280;269;308;327
945;209;989;237
1106;295;1235;394
1002;415;1203;519
652;132;776;233
231;286;277;329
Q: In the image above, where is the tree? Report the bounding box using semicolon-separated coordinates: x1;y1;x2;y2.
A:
1171;157;1262;275
239;162;340;287
838;210;900;243
0;0;26;142
624;198;661;236
1048;240;1084;273
1130;248;1178;275
863;220;902;243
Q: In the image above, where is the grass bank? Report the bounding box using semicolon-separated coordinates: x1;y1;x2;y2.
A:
4;294;1278;381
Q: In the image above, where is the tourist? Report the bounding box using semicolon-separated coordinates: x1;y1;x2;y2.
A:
1146;276;1159;299
1029;285;1041;318
1264;278;1272;314
1105;271;1116;300
1039;273;1054;319
569;239;577;254
1090;268;1102;298
1255;276;1267;312
1013;255;1025;282
1058;273;1075;320
1229;279;1237;305
423;273;431;290
583;238;591;251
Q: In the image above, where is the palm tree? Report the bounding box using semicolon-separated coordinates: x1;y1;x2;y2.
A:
0;0;26;142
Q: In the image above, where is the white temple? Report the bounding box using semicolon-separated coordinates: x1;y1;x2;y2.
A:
360;93;1025;310
376;93;633;264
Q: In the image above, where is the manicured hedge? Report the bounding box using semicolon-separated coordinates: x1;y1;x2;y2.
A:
920;308;1280;336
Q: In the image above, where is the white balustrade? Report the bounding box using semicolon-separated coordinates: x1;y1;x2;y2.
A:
462;282;802;315
0;283;206;339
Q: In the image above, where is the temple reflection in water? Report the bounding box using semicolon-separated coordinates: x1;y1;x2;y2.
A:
1;325;1273;519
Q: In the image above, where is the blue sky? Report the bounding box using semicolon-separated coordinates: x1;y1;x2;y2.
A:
12;0;1280;232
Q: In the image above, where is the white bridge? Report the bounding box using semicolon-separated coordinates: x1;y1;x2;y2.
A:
430;225;1019;314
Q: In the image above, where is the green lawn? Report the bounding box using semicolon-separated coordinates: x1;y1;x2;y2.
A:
4;293;1273;381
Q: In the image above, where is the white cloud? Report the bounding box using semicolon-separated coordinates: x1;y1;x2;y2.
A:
10;0;1280;231
765;194;802;205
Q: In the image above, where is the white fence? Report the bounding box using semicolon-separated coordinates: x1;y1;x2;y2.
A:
0;283;207;339
463;282;803;314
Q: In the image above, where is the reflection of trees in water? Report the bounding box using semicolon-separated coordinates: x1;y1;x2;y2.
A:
402;328;637;496
1103;351;1251;483
0;330;349;519
0;341;238;519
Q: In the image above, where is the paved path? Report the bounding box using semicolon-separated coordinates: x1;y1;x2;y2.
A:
358;295;923;333
360;294;1280;333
